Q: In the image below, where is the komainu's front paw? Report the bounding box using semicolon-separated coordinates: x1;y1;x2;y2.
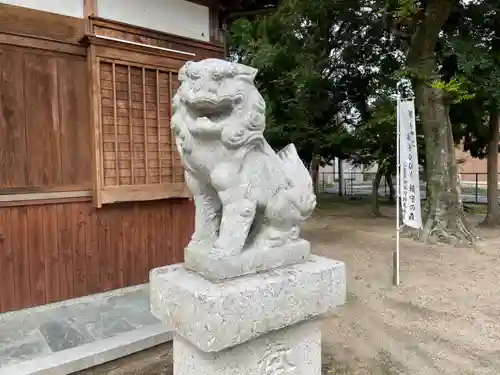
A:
210;237;241;258
265;236;288;248
187;234;216;249
263;227;290;248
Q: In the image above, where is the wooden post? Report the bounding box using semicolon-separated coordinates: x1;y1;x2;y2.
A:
83;0;97;34
87;45;103;207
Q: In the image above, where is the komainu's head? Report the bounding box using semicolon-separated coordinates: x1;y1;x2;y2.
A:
175;58;257;118
173;58;266;148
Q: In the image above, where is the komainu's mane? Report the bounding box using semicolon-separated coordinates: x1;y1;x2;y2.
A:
173;59;268;150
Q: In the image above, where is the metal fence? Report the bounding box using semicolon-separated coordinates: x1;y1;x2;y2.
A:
317;172;491;204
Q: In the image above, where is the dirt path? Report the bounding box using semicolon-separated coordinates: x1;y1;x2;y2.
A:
306;199;500;375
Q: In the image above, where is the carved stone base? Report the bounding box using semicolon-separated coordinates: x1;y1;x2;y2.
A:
150;255;346;352
173;320;321;375
184;239;311;282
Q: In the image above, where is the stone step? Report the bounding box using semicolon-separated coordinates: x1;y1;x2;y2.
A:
0;284;172;375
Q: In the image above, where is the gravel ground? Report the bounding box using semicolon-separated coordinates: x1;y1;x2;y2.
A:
81;198;500;375
308;198;500;375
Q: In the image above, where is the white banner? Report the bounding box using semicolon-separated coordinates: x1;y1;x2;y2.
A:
398;98;422;229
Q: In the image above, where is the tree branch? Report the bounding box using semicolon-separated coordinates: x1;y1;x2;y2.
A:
407;0;454;66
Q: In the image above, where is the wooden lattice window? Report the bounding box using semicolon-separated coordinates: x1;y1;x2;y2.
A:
93;58;188;206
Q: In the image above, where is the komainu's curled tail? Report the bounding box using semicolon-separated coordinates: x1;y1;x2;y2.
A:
276;144;317;220
261;143;317;247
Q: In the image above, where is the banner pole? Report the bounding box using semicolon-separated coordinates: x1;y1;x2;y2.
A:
394;95;401;287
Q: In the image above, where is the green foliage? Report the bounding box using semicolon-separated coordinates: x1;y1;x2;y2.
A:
440;0;500;158
349;97;397;169
393;0;421;19
229;13;339;162
228;0;499;167
430;78;475;103
228;0;401;163
349;94;425;174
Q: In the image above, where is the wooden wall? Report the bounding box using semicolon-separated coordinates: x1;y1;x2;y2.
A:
0;3;223;313
0;199;193;313
0;45;91;189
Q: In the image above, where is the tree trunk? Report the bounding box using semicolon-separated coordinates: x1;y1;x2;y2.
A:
414;82;478;243
415;83;474;243
406;0;478;244
386;171;395;204
482;109;500;226
372;165;383;216
338;158;344;196
310;156;320;194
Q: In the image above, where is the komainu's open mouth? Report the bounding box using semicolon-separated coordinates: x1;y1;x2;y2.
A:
187;97;234;121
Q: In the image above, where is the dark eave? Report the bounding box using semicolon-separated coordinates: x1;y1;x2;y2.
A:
219;0;280;21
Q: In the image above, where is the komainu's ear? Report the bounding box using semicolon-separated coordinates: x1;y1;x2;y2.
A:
178;61;194;82
235;63;258;83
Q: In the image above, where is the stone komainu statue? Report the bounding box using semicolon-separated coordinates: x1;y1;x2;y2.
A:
171;58;316;259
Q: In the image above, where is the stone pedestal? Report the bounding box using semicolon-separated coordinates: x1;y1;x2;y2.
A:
150;255;346;374
174;320;321;375
184;238;311;282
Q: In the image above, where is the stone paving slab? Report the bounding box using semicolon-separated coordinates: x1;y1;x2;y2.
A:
0;325;172;375
40;320;95;352
0;332;51;369
0;285;162;369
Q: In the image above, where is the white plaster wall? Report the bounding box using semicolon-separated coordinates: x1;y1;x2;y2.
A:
0;0;84;18
97;0;210;42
